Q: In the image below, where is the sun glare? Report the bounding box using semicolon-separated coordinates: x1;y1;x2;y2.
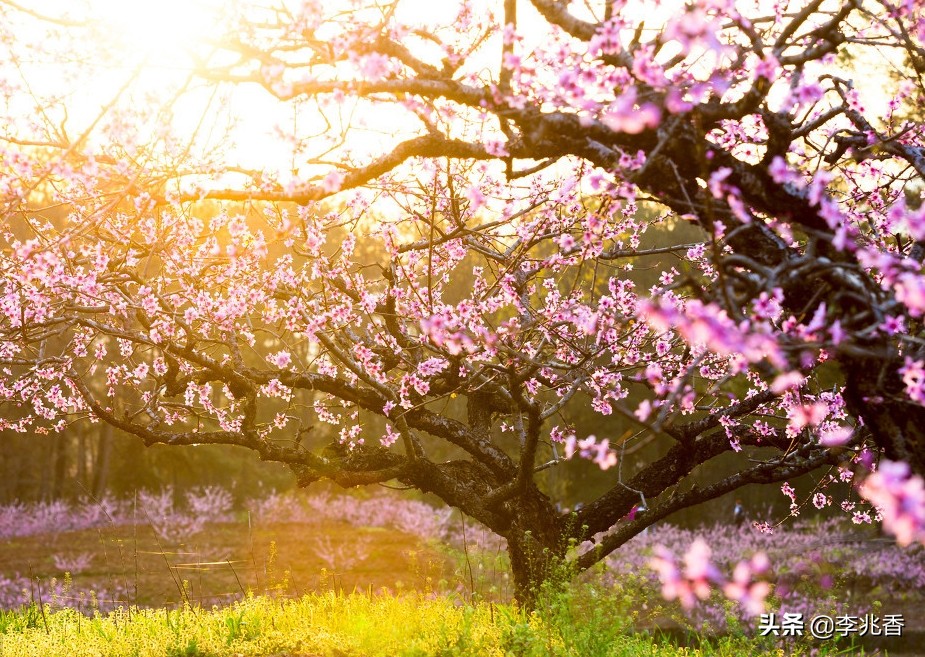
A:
86;0;226;65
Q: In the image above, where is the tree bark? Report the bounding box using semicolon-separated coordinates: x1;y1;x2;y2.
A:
507;529;566;605
843;353;925;474
92;424;113;498
503;496;566;606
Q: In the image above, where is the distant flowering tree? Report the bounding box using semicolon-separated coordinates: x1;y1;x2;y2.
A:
4;0;925;604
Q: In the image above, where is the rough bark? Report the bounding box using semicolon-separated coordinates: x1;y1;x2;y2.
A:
503;496;566;605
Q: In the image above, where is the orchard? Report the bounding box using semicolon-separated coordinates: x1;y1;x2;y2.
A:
1;0;924;608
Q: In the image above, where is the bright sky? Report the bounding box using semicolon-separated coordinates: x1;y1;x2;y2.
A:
0;0;894;195
61;0;662;173
52;0;501;183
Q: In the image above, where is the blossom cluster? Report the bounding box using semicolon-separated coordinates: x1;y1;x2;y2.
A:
859;460;925;547
608;518;925;632
648;538;771;616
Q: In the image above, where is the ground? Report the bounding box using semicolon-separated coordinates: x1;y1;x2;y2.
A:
0;520;454;610
2;495;925;655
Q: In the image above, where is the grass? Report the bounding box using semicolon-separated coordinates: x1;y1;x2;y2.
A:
0;589;859;657
0;509;899;655
1;556;883;657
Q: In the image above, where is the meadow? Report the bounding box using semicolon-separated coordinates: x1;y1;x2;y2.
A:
0;488;923;655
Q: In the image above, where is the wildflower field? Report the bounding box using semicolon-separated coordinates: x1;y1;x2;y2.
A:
1;488;923;656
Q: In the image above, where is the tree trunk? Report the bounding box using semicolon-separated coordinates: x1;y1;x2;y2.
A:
504;498;567;607
844;353;925;475
76;430;87;492
508;532;566;605
92;424;114;498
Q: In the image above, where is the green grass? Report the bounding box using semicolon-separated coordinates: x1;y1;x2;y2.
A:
0;589;864;657
0;514;881;656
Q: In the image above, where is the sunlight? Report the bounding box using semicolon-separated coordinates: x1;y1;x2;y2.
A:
66;0;461;176
7;0;732;185
85;0;227;65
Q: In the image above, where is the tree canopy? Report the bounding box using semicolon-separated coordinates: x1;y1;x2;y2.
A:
3;0;925;602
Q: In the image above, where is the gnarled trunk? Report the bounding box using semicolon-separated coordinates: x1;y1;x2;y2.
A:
844;354;925;475
504;500;567;606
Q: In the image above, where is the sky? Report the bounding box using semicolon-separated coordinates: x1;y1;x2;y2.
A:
0;0;899;198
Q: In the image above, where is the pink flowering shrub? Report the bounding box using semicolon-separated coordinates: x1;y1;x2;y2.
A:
0;488;237;545
859;460;925;547
0;487;453;547
599;518;924;631
312;535;372;571
136;485;237;543
138;488;206;544
51;552;94;574
0;496;133;541
648;538;770;617
250;490;453;541
185;486;234;522
246;492;313;524
0;575;30;611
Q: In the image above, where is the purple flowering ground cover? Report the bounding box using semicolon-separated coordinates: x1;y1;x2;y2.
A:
0;488;457;612
1;487;924;646
596;518;925;634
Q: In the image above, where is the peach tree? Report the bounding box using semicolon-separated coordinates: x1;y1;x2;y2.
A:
2;0;925;603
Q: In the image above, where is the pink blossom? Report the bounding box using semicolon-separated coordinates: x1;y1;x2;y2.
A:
880;315;906;336
321;171;345;193
601;88;661;134
634;399;653;422
666;88;693;114
588;19;622;57
895;273;925;317
787;401;828;431
268;351;291;369
829;320;845;345
381;424;400;448
859;460;925;547
465;185;485;211
639;298;784;369
768;155;799;185
358;53;392;81
723;553;771;617
683;539;721;601
649;539;770;615
649;546;695;608
900;357;925;405
771;371;804;394
819;425;853;447
484;139;510;157
663;7;727;56
562;434;618;470
752;288;784;321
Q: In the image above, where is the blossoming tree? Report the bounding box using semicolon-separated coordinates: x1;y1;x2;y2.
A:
3;0;925;602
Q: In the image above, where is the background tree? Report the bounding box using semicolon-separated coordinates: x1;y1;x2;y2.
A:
3;0;925;603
